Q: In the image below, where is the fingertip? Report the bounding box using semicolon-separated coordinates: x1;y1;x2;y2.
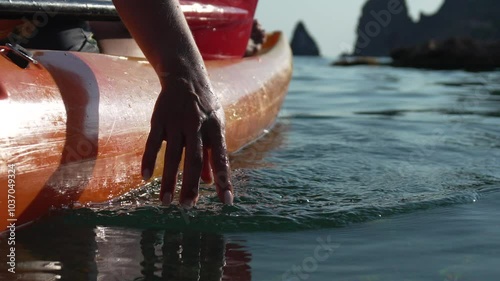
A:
223;190;233;205
141;153;157;181
180;185;199;209
201;155;214;184
180;200;195;209
180;190;198;209
181;134;203;208
142;168;152;181
212;156;233;205
161;192;172;206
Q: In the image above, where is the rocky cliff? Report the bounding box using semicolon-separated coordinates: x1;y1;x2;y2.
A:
290;21;321;56
353;0;500;56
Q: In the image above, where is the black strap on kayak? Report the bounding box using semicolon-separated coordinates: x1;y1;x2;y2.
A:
0;0;120;21
0;43;38;68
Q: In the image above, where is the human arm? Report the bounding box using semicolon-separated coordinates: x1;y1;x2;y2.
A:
112;0;233;206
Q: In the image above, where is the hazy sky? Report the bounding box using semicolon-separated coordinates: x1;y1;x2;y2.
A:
255;0;445;57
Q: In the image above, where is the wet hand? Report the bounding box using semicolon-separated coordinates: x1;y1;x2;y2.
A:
141;75;233;207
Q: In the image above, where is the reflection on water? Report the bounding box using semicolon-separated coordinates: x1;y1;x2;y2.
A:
0;216;251;281
230;122;289;170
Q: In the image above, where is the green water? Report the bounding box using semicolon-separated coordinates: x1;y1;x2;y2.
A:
1;58;499;280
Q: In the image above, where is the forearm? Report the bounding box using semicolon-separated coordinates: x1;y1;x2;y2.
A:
112;0;206;86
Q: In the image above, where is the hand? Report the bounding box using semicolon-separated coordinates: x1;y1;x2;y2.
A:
111;0;232;207
141;74;233;207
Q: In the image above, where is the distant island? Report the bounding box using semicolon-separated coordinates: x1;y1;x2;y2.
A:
353;0;500;56
290;21;321;56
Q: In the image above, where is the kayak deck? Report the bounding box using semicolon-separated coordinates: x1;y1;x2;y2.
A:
0;32;292;231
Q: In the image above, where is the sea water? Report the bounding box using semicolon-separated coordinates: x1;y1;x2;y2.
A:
0;57;499;281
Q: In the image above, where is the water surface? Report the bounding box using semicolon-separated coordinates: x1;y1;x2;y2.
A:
1;57;499;281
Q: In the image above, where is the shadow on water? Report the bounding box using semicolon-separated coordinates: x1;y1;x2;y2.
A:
0;216;251;281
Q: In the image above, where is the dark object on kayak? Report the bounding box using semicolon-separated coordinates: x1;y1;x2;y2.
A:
245;20;266;57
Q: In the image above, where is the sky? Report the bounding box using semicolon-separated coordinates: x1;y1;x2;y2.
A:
255;0;445;57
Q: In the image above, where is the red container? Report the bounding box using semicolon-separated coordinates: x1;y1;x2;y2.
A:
181;0;259;60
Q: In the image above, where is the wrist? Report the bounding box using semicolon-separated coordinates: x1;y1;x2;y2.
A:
157;63;210;90
155;48;206;81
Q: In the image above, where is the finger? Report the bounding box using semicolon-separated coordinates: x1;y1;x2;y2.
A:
180;132;203;208
160;135;183;205
207;119;233;205
200;148;213;184
141;123;164;180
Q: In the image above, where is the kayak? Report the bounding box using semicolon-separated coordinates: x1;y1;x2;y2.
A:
0;31;292;232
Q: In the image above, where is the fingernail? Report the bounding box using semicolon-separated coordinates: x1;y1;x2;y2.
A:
161;192;172;206
224;190;234;205
142;169;151;181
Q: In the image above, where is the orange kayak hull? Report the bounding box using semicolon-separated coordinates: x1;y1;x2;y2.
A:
0;32;292;232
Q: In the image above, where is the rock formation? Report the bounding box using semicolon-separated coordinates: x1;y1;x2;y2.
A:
391;38;500;70
332;56;383;67
290;21;320;56
354;0;414;56
353;0;500;56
